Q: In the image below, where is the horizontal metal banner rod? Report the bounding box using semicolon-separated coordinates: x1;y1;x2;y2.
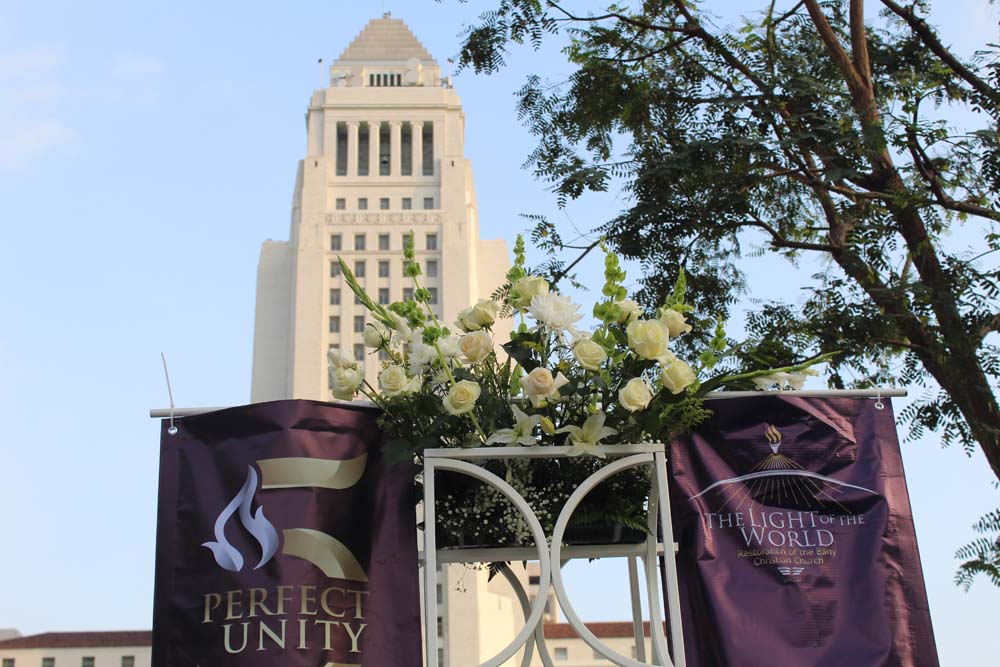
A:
418;542;667;564
704;388;906;400
424;443;663;460
149;389;905;418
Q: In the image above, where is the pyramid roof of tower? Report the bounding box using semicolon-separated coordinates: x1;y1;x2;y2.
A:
336;17;437;64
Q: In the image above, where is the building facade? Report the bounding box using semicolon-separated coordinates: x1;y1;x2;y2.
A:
0;632;151;667
250;15;509;402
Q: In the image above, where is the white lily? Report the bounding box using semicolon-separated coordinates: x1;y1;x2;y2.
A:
486;405;542;446
556;413;618;459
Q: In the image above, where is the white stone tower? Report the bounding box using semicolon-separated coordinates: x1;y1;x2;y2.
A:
250;15;509;402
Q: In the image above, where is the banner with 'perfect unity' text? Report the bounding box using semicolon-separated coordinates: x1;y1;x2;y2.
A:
668;396;939;667
152;400;420;667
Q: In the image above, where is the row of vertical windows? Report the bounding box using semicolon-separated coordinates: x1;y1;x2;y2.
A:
331;233;438;252
335;197;434;210
335;121;434;176
329;284;438;307
369;72;402;87
330;259;439;281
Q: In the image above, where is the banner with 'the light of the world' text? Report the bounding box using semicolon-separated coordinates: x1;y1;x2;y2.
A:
668;396;939;667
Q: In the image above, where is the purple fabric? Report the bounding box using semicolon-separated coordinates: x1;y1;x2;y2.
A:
152;400;420;667
668;396;938;667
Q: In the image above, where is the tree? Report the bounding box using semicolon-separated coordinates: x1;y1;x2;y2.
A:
453;0;1000;490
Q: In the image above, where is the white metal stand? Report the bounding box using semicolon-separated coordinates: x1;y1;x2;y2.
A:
421;443;686;667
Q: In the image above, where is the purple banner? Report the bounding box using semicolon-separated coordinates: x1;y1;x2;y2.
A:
668;396;938;666
152;400;421;667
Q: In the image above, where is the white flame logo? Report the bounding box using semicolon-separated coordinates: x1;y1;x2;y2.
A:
202;466;279;572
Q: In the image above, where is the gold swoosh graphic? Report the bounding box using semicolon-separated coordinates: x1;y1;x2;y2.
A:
257;455;367;490
281;528;368;582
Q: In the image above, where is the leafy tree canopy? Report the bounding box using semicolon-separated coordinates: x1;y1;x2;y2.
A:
453;0;1000;483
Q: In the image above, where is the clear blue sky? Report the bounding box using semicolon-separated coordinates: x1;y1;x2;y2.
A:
0;0;997;664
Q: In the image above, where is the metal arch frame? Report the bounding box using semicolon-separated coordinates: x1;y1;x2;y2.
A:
423;457;553;667
421;443;686;667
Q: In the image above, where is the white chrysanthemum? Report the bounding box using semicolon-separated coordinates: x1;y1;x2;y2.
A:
528;293;584;339
437;335;462;361
408;341;437;373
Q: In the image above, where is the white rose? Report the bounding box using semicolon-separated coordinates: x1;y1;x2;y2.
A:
659;308;693;337
363;321;390;348
573;339;607;371
460;330;493;363
521;367;570;407
510;275;550;310
660;359;696;394
626;319;671;362
619;377;654;412
378;365;411;397
442;380;481;415
614;299;641;325
330;366;365;400
456;299;499;331
327;347;356;369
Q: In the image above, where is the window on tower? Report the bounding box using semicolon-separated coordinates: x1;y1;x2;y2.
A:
426;233;438;250
331;234;342;251
423;197;434;210
354;233;366;250
353;315;365;333
358;197;368;210
331;262;341;277
335;122;348;176
330;288;341;305
378;234;390;251
336;198;346;210
403;287;414;301
402;197;412;210
379;197;390;210
354;260;365;277
422;122;434;176
401;122;413;176
329;316;340;333
358;123;370;176
378;288;389;304
426;259;438;277
378;260;390;277
428;287;439;304
379;122;391;175
354;343;365;361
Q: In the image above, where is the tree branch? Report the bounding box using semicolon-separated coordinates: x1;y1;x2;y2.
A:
547;2;697;35
747;213;837;252
906;126;1000;223
880;0;1000;109
549;238;601;286
849;0;873;90
980;313;1000;340
804;0;877;125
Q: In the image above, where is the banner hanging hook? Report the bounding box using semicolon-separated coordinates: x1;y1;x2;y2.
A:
160;352;178;435
874;385;884;411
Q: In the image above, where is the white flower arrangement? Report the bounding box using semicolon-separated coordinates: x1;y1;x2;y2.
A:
330;234;830;545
